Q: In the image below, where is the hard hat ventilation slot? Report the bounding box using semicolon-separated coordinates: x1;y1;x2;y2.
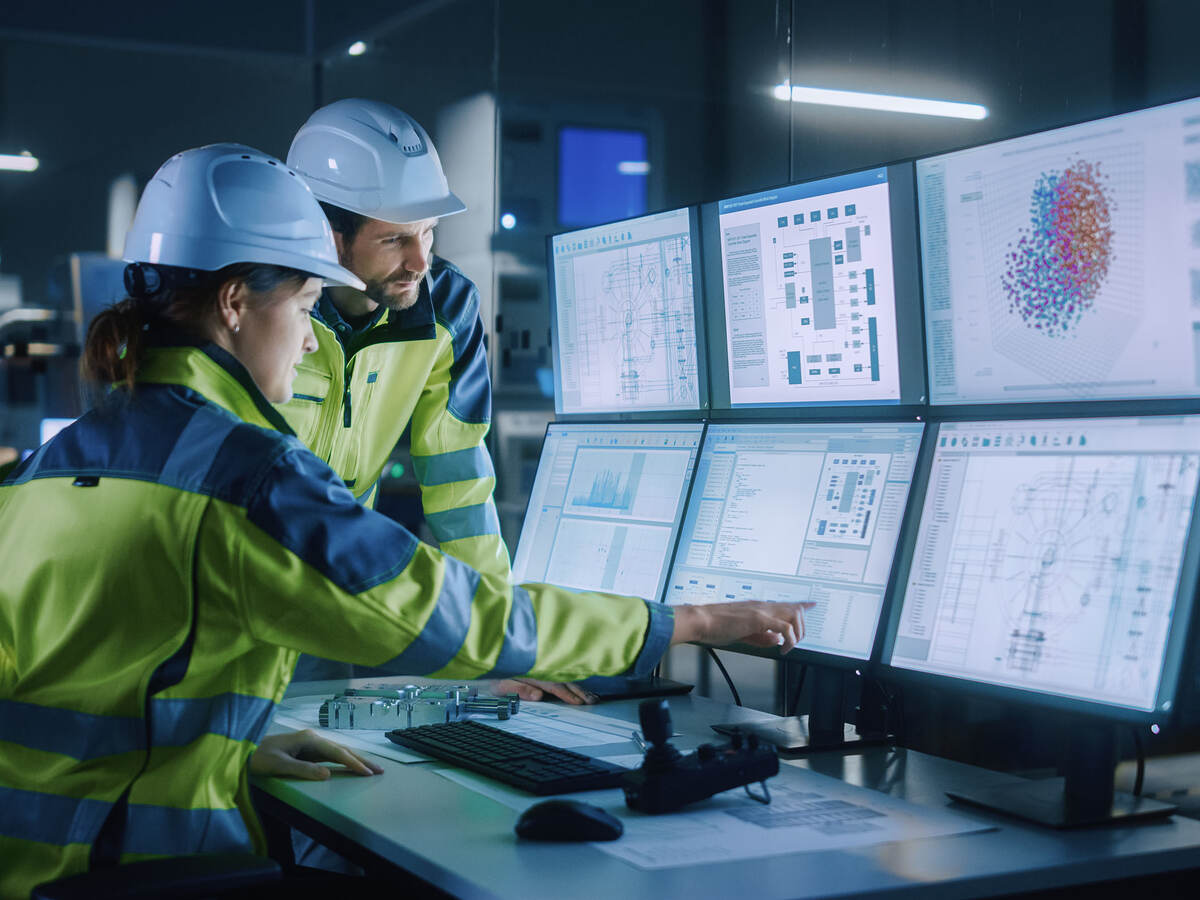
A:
388;123;426;157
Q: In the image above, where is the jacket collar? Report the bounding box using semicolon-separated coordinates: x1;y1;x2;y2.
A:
137;333;296;435
313;267;438;354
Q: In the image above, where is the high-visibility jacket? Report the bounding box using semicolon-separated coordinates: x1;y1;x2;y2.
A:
278;255;510;583
0;340;672;899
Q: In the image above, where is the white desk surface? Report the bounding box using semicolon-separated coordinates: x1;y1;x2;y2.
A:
254;680;1200;899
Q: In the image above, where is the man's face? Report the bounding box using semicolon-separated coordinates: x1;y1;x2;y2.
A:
335;217;437;311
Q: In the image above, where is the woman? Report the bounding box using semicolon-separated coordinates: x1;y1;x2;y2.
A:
0;144;807;897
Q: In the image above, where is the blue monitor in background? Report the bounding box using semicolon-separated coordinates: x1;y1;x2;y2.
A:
558;127;649;228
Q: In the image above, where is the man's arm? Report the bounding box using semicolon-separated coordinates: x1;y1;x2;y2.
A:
410;272;512;582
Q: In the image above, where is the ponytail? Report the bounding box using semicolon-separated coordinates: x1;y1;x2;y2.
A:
81;298;146;391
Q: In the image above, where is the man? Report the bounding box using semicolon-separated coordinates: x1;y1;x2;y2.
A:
283;99;587;701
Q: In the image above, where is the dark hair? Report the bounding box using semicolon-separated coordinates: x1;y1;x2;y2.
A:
319;201;368;243
82;262;308;391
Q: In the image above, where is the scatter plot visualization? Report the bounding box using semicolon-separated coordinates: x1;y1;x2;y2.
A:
1002;159;1115;336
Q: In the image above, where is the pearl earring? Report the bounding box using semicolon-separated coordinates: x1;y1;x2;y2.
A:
233;324;240;334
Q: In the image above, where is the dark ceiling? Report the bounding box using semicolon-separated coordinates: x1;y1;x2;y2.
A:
0;0;438;59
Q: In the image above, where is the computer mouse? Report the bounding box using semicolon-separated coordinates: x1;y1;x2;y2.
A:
514;799;624;842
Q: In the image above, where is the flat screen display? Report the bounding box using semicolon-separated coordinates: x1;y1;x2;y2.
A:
919;96;1200;405
512;422;704;602
550;207;705;415
886;416;1200;713
709;165;925;409
665;421;924;660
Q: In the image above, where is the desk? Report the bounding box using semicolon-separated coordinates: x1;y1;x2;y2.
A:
253;682;1200;899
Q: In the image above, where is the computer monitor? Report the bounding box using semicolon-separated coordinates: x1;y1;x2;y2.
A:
919;95;1200;406
549;207;706;416
702;164;926;411
882;415;1200;825
512;422;705;603
557;126;649;228
666;420;925;748
665;421;924;663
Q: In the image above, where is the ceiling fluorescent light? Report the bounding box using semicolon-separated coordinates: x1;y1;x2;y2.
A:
0;152;39;172
774;82;987;120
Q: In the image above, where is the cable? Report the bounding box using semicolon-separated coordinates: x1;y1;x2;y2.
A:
1131;725;1145;797
787;665;808;718
706;647;742;707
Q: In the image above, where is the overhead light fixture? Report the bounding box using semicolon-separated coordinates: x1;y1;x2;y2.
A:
773;82;987;120
617;161;650;175
347;41;367;57
0;151;39;173
500;213;517;230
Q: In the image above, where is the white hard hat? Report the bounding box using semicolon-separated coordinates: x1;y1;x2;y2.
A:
287;98;466;225
123;143;365;290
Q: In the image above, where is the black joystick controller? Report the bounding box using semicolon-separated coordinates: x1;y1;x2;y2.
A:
638;698;683;773
622;699;779;814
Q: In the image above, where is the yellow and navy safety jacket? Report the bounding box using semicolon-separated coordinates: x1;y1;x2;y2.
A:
0;339;672;899
279;256;510;582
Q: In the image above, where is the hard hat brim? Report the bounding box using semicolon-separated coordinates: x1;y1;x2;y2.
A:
310;188;468;226
363;190;467;225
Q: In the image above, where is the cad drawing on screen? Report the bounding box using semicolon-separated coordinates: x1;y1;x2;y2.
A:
568;234;699;409
903;440;1198;709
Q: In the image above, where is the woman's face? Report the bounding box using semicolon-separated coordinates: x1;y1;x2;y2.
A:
231;277;322;404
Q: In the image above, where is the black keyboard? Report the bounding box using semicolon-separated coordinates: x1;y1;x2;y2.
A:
386;719;628;795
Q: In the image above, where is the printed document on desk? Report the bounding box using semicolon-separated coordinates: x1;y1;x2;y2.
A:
437;759;991;870
484;702;642;749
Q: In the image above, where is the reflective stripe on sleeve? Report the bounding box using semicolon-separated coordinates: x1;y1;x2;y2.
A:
412;446;494;486
425;501;500;542
479;585;538;678
375;558;481;674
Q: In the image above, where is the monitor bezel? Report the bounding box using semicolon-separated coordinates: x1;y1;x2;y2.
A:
510;419;709;605
702;162;929;419
878;414;1200;725
664;416;928;671
546;205;710;420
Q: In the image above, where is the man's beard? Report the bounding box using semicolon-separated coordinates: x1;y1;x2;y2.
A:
362;274;422;311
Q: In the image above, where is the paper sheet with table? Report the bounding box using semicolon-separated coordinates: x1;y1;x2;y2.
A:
276;694;989;868
435;758;992;870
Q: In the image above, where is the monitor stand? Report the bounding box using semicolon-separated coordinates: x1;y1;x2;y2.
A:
712;667;886;754
946;719;1177;828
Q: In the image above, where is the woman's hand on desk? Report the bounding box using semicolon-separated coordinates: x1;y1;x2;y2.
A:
250;731;385;780
489;678;599;705
671;601;817;654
